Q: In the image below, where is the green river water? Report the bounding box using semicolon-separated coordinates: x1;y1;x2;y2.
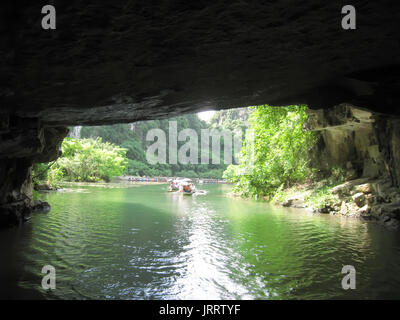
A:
1;183;400;299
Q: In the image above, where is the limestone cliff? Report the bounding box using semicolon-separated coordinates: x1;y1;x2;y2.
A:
306;105;400;187
304;105;400;228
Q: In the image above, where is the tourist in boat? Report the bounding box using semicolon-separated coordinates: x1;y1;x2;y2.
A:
168;180;180;192
179;181;196;194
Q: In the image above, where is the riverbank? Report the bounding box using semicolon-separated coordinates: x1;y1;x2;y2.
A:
33;176;229;192
272;177;400;230
115;176;229;184
35;176;400;230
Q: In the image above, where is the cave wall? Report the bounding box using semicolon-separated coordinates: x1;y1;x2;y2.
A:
374;118;400;187
306;105;398;185
0;117;68;227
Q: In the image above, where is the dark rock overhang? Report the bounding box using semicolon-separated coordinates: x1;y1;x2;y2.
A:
1;1;400;126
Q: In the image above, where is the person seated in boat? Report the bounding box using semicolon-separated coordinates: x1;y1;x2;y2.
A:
180;182;195;193
182;184;192;193
169;180;179;191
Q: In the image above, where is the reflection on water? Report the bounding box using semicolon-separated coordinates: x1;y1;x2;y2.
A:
1;184;400;299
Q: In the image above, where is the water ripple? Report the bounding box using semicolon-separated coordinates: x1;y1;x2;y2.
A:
1;184;400;299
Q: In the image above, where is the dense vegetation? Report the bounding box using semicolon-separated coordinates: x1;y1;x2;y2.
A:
33;138;127;186
209;107;250;132
77;111;251;179
34;110;252;185
223;105;317;199
33;106;317;193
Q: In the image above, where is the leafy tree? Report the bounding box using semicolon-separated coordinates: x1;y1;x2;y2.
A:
45;138;127;183
223;105;317;198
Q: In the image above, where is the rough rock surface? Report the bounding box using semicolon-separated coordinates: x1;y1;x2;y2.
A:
283;104;400;229
352;192;366;207
2;1;400;124
307;105;400;189
1;2;400;227
281;177;400;229
0;123;68;227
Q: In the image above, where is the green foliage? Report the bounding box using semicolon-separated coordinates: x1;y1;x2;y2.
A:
175;170;198;178
60;138;127;182
32;189;40;201
80;124;134;146
270;184;290;203
121;138;146;162
34;138;128;184
36;110;252;186
304;185;340;209
78;110;251;179
210;107;251;132
224;105;317;199
329;166;346;184
32;162;63;189
222;164;238;182
32;162;51;186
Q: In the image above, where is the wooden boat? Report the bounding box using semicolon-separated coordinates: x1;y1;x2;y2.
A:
182;189;195;195
179;181;196;195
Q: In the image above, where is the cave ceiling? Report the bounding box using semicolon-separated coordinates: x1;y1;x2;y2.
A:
1;1;400;126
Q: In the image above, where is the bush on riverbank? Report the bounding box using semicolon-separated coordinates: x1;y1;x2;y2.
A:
33;138;127;186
